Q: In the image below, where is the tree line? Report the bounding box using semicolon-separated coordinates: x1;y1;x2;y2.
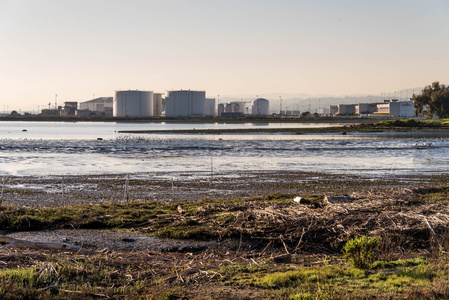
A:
414;81;449;118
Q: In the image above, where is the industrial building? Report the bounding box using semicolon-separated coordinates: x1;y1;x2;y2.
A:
165;90;215;117
63;102;78;116
251;98;269;116
332;100;415;117
356;103;378;115
336;104;357;115
78;97;113;116
113;90;154;117
41;102;77;116
375;100;415;117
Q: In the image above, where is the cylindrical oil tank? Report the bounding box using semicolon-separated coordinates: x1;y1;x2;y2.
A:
165;90;206;117
113;90;154;117
231;101;246;113
205;98;216;116
153;93;163;116
218;103;225;116
251;98;269;115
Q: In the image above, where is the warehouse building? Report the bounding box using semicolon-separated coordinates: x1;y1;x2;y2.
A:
332;100;415;117
78;97;113;116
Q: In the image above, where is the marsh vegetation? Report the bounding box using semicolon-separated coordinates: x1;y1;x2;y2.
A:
1;172;449;299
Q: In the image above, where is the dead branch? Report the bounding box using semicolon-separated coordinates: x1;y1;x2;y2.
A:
420;215;436;237
272;253;292;263
363;213;379;227
294;217;315;251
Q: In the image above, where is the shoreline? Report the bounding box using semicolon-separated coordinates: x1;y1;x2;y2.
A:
117;127;449;135
0;115;377;123
2;170;448;208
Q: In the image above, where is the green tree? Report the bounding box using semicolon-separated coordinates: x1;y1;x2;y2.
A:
431;88;449;118
414;81;449;118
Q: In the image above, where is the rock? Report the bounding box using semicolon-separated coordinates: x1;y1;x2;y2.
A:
293;197;302;203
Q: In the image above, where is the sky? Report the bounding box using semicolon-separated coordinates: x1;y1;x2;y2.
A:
0;0;448;112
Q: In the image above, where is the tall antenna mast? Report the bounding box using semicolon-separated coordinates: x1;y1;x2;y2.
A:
279;96;282;114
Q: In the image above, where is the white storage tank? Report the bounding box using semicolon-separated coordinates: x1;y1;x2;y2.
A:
205;98;216;117
232;101;246;113
165;90;206;117
252;98;269;116
153;93;163;116
113;90;154;117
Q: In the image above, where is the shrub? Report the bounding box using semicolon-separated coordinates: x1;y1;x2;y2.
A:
343;235;381;269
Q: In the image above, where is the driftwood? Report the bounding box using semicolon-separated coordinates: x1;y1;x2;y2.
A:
0;235;98;255
177;205;186;214
272;253;292;263
324;196;352;203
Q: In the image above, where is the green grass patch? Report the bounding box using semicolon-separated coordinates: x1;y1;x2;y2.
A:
374;118;449;128
412;186;449;203
246;259;439;299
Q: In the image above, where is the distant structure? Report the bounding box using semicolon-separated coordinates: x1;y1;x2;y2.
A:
335;104;357;115
78;97;113;116
165;90;215;117
63;102;78;116
331;100;414;117
329;105;339;115
217;103;225;116
251;98;269;116
41;108;61;116
219;101;247;117
113;90;154;117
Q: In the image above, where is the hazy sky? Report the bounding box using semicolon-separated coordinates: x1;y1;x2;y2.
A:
1;0;448;111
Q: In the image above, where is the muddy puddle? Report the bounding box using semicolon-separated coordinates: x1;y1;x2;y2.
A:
7;229;238;252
